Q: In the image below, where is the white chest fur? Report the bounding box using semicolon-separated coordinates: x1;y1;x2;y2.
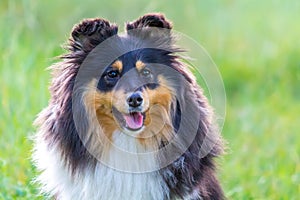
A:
33;131;169;200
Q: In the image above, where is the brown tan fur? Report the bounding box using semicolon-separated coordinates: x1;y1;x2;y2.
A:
111;60;123;72
135;60;145;71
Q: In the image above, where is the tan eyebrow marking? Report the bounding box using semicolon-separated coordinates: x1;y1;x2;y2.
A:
112;60;123;72
136;60;145;71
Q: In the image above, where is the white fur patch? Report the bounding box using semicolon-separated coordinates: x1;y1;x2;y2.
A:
33;131;169;200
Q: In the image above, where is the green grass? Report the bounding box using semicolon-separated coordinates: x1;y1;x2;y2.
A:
1;0;299;199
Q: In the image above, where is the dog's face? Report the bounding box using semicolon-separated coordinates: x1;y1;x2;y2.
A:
91;49;175;141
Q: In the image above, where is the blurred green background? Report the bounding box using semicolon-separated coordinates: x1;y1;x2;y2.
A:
1;0;299;199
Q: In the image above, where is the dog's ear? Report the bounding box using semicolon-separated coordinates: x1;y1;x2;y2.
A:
69;18;118;52
126;13;172;30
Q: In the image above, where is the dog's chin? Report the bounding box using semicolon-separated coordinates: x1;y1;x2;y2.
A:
112;107;146;134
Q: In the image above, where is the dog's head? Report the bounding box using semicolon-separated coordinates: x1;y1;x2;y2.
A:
68;14;192;145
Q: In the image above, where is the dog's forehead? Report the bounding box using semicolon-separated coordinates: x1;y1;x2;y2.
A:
115;35;165;63
110;49;150;74
113;52;139;74
106;35;174;76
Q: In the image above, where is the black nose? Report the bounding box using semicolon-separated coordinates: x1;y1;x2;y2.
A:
127;93;143;108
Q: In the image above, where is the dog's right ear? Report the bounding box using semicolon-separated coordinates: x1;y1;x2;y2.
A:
126;13;172;30
69;18;118;52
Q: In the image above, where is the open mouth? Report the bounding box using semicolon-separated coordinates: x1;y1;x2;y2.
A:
113;107;145;131
123;112;144;130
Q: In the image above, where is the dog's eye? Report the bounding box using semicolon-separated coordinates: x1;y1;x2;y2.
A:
141;68;151;77
107;70;119;79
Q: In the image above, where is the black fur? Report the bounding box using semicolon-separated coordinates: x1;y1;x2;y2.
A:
126;13;172;30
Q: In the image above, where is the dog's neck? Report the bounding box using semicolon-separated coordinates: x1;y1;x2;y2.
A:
99;130;160;172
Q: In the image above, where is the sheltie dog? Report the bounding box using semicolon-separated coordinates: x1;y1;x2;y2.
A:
33;13;224;200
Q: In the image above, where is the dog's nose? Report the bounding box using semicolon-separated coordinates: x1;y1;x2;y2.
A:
127;92;143;108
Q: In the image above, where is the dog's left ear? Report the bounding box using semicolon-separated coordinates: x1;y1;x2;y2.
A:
126;13;172;30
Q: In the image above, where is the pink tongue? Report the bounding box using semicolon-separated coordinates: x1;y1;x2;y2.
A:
124;112;144;130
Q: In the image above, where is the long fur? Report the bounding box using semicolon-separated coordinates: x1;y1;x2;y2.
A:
33;13;224;200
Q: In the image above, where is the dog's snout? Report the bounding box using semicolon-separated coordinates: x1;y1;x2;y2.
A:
127;92;143;108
